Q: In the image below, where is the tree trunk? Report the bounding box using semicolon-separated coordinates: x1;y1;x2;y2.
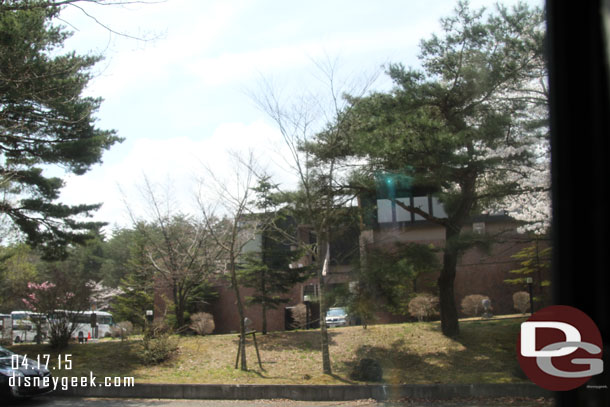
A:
261;303;267;335
438;174;476;337
439;226;460;337
175;303;185;330
261;274;267;335
173;282;185;329
35;320;42;345
319;240;332;374
230;261;247;371
319;277;332;374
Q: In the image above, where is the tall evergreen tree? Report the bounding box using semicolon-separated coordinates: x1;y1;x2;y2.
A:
0;4;121;256
318;2;548;336
111;228;155;327
236;177;311;335
239;221;311;335
0;243;40;312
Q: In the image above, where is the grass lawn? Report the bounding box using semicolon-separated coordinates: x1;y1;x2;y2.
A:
7;315;528;385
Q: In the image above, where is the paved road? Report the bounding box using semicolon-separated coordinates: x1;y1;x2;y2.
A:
5;396;553;407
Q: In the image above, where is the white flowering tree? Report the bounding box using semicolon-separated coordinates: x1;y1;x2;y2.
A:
494;163;550;234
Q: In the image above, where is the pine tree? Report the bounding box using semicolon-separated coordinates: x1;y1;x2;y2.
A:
239;220;311;335
320;2;547;336
1;4;121;256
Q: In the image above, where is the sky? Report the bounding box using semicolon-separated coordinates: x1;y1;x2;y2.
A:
53;0;544;233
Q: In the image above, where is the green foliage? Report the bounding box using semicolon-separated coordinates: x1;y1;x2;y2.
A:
1;234;112;314
324;242;439;328
139;313;179;364
239;179;313;333
308;1;547;336
505;241;551;286
139;333;178;365
101;227;153;326
0;244;41;312
57;229;107;281
0;4;121;257
99;227;142;288
358;243;439;316
239;236;310;304
374;171;413;200
505;239;551;305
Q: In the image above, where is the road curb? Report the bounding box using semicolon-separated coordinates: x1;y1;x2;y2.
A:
55;383;551;401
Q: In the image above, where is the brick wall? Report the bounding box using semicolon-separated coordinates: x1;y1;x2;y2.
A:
153;218;550;333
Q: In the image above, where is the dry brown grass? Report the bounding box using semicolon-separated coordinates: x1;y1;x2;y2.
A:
8;316;527;385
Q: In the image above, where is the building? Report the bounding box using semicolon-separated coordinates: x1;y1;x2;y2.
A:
153;189;550;333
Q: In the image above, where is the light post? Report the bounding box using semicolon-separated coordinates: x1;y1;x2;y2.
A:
526;277;534;314
303;295;311;329
90;311;97;339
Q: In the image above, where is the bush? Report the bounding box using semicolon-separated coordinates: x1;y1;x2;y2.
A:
138;333;178;365
291;303;308;329
408;293;439;322
189;312;215;335
148;318;171;337
110;321;134;339
461;294;491;317
513;291;531;314
109;326;120;338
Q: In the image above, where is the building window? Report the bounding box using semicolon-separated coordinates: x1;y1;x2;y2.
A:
473;222;485;234
376;195;447;225
303;284;319;301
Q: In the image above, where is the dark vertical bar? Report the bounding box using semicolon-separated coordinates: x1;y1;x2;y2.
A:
547;0;610;405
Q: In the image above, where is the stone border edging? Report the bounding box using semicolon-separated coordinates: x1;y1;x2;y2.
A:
55;383;551;401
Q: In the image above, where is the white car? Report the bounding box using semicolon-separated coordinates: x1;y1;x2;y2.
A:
325;307;349;328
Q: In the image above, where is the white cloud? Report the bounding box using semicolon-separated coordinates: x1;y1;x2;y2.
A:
53;0;547;232
60;119;293;229
185;22;434;87
70;0;250;99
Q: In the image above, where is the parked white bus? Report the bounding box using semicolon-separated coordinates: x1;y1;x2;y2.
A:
10;311;48;343
9;310;114;343
68;310;114;340
0;313;11;343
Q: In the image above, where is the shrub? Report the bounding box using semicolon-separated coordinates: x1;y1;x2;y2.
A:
110;321;134;339
291;303;308;329
148;318;171;337
109;326;120;338
138;333;178;365
189;312;215;335
408;293;439;322
513;291;531;314
461;294;490;317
